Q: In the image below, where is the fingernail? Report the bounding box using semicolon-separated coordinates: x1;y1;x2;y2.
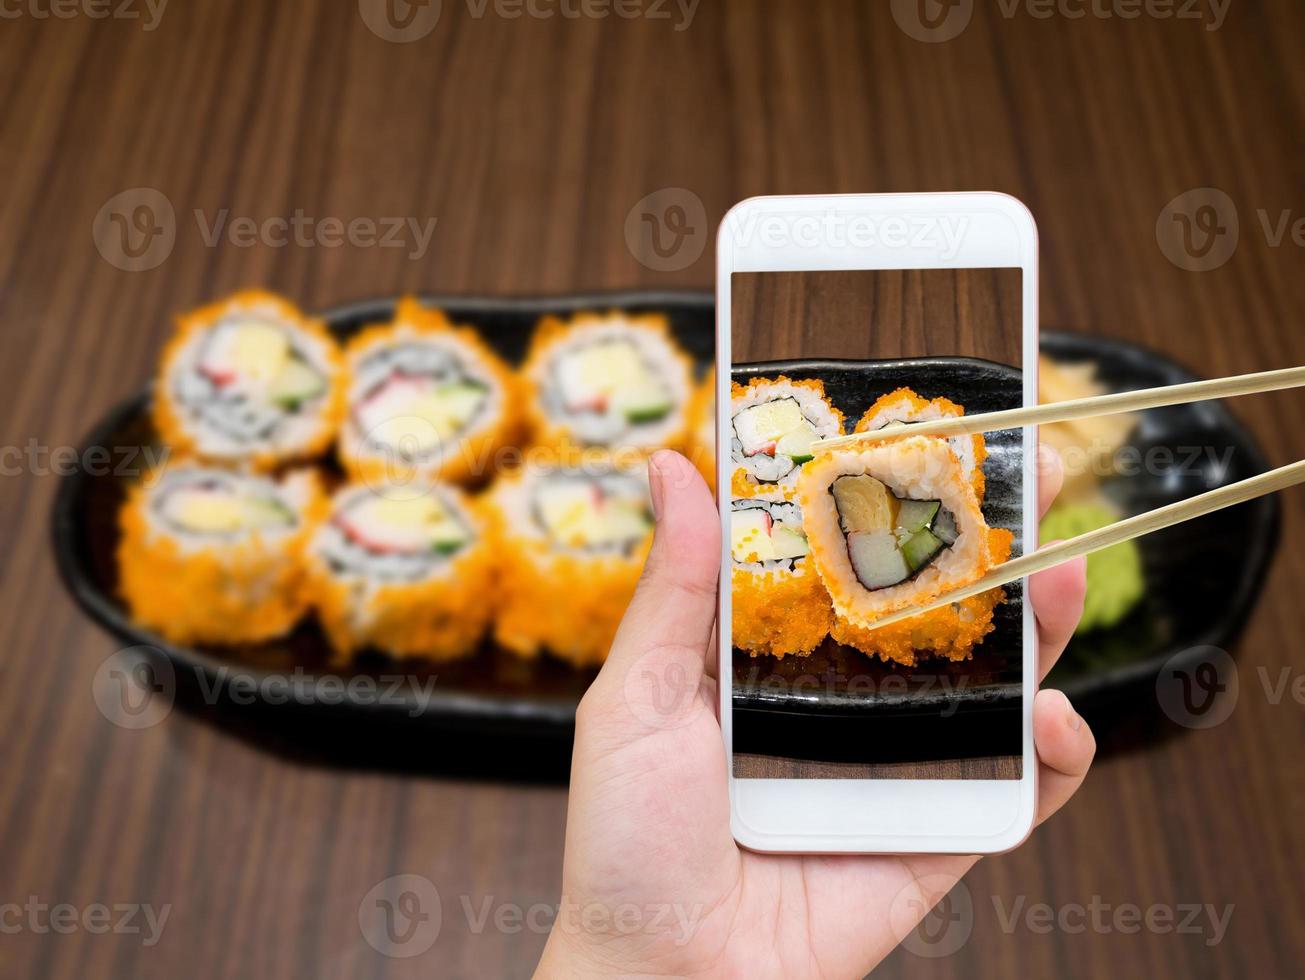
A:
648;451;669;521
1067;706;1083;732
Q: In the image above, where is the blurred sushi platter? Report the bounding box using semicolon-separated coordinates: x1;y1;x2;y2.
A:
54;292;1280;737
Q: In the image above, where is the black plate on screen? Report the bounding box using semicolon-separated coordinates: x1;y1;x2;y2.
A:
52;292;1278;754
729;357;1025;715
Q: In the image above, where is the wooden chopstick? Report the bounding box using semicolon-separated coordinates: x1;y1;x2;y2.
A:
857;457;1305;632
816;365;1305;452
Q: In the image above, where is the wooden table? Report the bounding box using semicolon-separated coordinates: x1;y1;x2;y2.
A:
2;2;1302;976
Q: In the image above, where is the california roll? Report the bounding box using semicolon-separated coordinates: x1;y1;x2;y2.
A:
488;460;654;667
339;298;519;487
304;481;496;663
117;465;325;644
798;436;1005;634
730;493;832;657
730;376;843;499
522;312;694;456
154;290;342;469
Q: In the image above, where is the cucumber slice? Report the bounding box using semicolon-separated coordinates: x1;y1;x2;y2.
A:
268;358;325;409
624;400;673;424
434;381;488;426
896;499;941;534
244;496;295;529
429;519;469;554
846;530;911;590
616;379;674;424
901;527;945;572
774;424;817;464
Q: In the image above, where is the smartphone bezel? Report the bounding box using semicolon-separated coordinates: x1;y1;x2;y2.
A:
716;192;1039;854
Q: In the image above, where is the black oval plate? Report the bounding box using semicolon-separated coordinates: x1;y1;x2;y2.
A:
730;356;1025;718
51;291;714;742
1039;332;1280;709
52;292;1279;750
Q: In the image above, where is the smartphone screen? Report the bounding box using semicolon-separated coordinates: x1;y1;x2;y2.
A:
727;267;1025;781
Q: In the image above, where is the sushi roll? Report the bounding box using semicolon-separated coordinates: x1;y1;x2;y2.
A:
730;493;832;657
154;290;343;470
522;312;694;455
856;387;988;498
117;465;325;645
303;481;496;663
338;298;520;487
730;376;844;499
488;460;654;667
798;436;1002;632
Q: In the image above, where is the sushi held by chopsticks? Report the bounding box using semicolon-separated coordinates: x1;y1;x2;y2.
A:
818;364;1305;633
797;436;1011;645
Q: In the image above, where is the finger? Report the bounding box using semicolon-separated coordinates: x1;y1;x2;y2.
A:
1030;552;1087;680
1032;688;1096;826
1036;442;1063;520
703;619;719;682
604;450;720;670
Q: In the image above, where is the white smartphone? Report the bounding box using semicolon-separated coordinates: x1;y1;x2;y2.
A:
716;192;1039;854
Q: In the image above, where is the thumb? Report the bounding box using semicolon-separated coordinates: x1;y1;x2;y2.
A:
605;449;721;668
584;451;719;732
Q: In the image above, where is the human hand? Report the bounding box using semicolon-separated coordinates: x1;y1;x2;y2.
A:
537;447;1092;978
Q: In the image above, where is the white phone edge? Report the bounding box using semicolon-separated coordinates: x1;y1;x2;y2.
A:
715;192;1040;855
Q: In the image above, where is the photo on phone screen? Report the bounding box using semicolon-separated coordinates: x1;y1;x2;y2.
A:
728;268;1025;781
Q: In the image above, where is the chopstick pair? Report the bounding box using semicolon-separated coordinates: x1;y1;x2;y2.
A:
816;365;1305;452
811;365;1305;632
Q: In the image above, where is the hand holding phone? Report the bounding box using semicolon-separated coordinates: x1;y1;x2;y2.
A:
541;447;1093;976
718;193;1041;853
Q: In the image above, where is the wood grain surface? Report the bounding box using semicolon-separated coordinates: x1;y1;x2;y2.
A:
2;2;1303;978
731;268;1024;364
732;752;1021;781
